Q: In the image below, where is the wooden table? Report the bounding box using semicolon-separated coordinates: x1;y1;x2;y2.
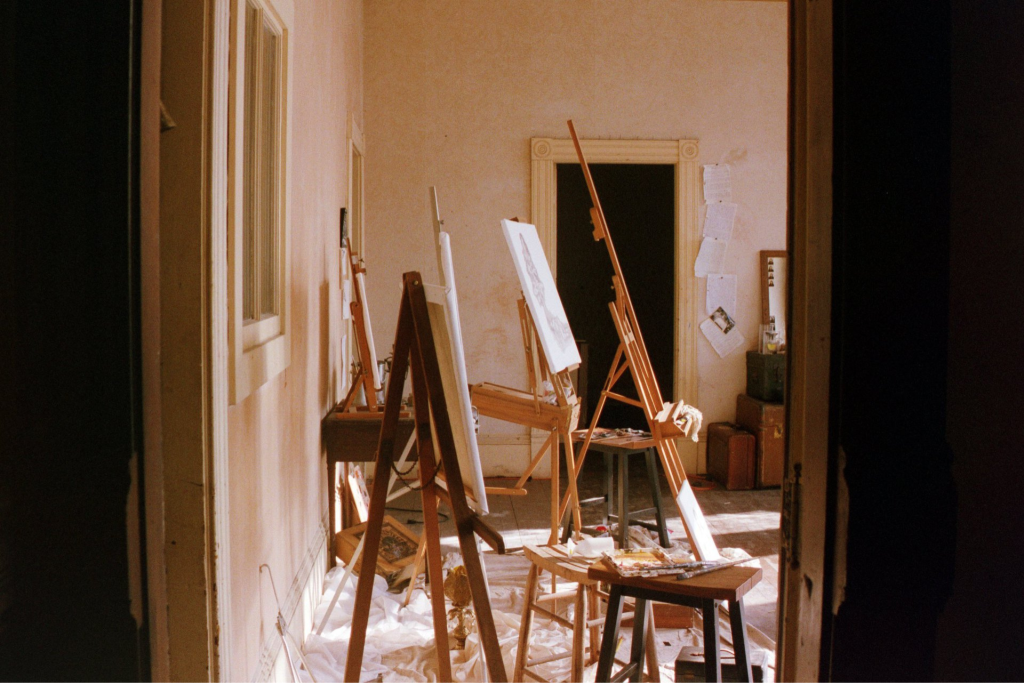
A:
320;408;415;561
569;433;671;549
588;559;762;683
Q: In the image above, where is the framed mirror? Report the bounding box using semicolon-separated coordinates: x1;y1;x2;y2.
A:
760;250;787;351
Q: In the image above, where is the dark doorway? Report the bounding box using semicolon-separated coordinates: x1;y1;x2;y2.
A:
556;164;675;431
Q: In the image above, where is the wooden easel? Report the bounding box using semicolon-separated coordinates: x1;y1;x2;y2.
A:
338;240;381;412
471;295;584;544
344;272;508;683
558;120;720;561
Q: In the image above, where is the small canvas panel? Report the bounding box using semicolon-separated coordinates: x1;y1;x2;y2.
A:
355;270;382;389
676;478;720;561
424;278;488;514
500;219;581;374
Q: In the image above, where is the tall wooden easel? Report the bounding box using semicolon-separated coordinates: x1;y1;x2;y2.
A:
338;240;382;412
558;120;719;561
345;272;507;683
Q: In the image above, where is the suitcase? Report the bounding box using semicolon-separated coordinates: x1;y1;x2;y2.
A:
746;350;786;402
707;423;756;490
735;394;785;488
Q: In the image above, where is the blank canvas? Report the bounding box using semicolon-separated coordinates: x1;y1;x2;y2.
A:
423;233;488;514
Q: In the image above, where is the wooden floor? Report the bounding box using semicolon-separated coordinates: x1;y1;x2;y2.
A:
388;451;781;640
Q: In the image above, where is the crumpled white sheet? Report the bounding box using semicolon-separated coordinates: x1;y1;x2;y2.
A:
302;549;775;683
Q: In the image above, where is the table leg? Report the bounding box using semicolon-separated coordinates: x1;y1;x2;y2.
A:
596;585;625;682
618;454;628;549
645;448;670;548
702;598;721;683
328;460;337;567
628;596;648;683
605;451;613;528
728;599;753;683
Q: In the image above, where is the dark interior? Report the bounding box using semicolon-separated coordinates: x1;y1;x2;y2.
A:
556;163;675;431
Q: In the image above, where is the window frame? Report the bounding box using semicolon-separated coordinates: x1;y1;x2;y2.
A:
227;0;293;404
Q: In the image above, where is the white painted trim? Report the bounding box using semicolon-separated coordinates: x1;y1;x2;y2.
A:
210;0;232;679
252;515;330;683
529;137;702;449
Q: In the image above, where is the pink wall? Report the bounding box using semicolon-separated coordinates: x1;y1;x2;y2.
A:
363;0;787;474
225;0;363;677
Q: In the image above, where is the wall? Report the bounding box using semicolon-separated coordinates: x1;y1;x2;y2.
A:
363;0;787;476
224;1;363;679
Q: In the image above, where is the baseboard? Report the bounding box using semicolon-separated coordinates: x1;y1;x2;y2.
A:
252;512;330;683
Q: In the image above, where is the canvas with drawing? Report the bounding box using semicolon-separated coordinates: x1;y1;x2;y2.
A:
422;232;489;514
500;219;581;374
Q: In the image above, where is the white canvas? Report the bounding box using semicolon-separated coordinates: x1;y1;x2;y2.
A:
500;219;581;374
422;233;488;514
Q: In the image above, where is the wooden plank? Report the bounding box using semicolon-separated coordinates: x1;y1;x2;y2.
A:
409;339;453;680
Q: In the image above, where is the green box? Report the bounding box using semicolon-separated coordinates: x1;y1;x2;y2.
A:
745;351;786;403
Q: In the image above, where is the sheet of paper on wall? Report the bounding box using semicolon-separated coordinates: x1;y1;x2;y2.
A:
704;202;738;240
703;164;733;204
701;307;746;358
694;237;728;277
706;274;737;316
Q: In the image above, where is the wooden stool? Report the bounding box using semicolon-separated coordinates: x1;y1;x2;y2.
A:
516;545;659;682
515;545;601;682
588;559;762;683
564;434;671;549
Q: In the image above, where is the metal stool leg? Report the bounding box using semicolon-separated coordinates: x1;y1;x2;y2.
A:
645;448;670;547
728;599;753;683
596;585;625;682
626;597;648;683
702;598;721;683
618;453;629;548
605;451;613;528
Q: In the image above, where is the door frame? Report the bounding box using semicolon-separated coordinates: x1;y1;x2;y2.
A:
776;0;834;679
154;0;232;679
530;137;702;469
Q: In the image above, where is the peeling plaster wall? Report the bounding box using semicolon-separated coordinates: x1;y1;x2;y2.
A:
363;0;787;475
225;1;363;678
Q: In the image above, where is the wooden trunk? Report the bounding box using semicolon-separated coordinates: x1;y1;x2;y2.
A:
735;394;786;488
707;422;757;491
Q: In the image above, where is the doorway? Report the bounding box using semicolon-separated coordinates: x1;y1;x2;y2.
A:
556;163;675;430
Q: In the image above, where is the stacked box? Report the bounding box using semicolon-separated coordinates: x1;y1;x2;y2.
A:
736;394;785;488
746;350;786;402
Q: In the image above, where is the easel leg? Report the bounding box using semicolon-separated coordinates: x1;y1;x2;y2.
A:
556;346;625;522
562;431;583;541
410;342;453;680
549;429;560;545
343;305;413;682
